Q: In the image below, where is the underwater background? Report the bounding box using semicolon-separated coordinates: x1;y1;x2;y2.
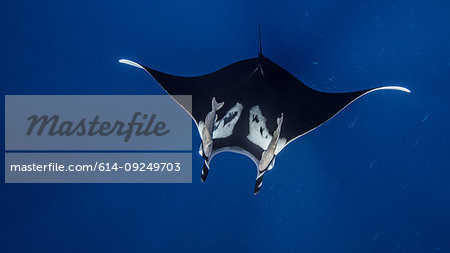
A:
1;0;450;252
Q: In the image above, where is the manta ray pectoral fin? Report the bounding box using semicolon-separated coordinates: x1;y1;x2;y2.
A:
119;59;145;70
119;59;198;128
283;85;411;149
368;86;411;94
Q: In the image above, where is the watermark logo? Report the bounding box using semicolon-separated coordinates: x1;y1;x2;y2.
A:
5;95;191;150
26;112;170;142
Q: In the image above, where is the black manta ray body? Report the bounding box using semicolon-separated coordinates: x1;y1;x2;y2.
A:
120;43;410;194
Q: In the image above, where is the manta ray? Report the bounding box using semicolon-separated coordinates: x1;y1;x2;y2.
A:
120;38;410;194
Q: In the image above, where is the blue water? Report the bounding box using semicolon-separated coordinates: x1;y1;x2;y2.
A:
1;0;450;252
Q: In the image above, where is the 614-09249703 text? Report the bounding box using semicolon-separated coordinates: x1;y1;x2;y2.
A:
9;162;182;173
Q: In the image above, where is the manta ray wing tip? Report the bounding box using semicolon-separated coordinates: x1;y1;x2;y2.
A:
374;86;411;93
118;59;145;70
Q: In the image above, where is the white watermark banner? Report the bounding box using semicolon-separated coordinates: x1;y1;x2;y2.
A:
5;95;192;150
4;95;193;183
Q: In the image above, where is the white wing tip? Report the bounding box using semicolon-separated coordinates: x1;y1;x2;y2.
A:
373;86;411;93
118;59;145;70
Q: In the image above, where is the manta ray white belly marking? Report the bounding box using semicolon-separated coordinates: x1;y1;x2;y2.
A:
213;102;243;139
247;106;286;154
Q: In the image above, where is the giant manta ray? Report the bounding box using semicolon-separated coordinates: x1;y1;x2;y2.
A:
120;41;410;194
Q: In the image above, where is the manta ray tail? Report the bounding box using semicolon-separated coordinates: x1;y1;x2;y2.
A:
258;23;263;56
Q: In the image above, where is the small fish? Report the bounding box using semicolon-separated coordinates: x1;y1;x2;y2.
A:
377;48;385;57
258;114;283;172
312;61;318;65
422;114;429;122
256;114;284;194
412;140;419;149
370;161;374;169
199;97;224;182
348;116;358;129
201;97;224;158
372;232;380;240
392;245;400;252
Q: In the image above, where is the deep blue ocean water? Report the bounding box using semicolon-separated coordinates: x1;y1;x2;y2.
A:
1;0;450;252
